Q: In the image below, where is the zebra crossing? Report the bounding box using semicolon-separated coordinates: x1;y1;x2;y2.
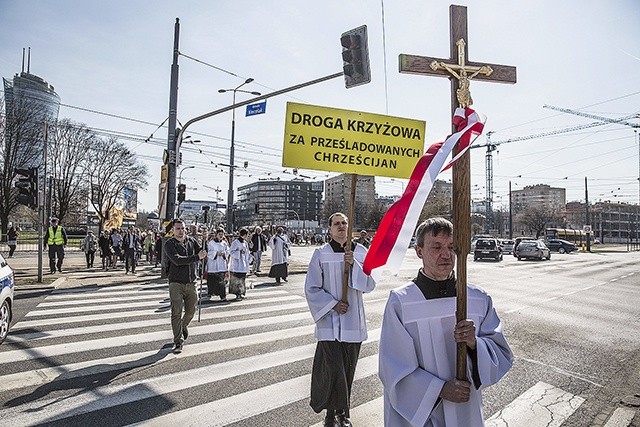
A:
0;278;636;426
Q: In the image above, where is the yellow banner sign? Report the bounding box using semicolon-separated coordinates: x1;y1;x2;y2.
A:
283;102;425;178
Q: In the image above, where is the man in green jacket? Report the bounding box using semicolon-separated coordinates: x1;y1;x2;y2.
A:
44;217;67;274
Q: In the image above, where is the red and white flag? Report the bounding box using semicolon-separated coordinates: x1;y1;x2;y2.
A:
363;107;486;281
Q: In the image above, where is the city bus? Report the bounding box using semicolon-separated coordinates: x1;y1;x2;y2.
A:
545;228;587;244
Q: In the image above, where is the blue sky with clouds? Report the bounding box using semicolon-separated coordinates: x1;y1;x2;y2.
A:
2;0;639;213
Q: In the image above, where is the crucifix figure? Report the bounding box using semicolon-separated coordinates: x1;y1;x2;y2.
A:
430;38;494;107
399;5;516;380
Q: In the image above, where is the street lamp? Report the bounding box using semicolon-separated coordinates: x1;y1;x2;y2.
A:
218;78;261;232
178;165;195;185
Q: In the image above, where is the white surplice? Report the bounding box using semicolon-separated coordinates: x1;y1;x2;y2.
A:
304;242;376;342
206;239;229;273
379;282;513;427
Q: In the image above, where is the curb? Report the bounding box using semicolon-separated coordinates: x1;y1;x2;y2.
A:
51;277;68;289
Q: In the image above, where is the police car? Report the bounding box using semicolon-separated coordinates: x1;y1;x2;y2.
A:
0;252;14;344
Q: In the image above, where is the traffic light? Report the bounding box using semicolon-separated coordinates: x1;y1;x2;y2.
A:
177;183;186;203
14;167;38;209
340;25;371;89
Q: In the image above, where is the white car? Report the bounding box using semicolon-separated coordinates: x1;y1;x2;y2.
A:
0;253;15;344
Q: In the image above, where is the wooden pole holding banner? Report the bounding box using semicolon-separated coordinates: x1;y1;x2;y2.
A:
197;228;207;322
341;174;358;303
399;5;516;380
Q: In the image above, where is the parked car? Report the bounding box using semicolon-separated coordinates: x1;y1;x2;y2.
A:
0;253;15;344
513;236;538;257
471;234;494;252
516;240;551;261
500;239;515;255
546;239;577;254
473;238;503;261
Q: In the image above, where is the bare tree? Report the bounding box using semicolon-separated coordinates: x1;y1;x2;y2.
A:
48;120;94;223
88;137;148;232
520;205;562;238
362;200;386;230
419;190;452;224
0;94;48;237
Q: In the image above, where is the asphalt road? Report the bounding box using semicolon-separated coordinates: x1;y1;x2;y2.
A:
1;246;639;426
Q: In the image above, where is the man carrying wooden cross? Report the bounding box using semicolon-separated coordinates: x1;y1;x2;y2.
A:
378;217;512;426
375;4;517;426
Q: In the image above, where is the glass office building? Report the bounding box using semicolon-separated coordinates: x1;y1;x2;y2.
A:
3;71;60;167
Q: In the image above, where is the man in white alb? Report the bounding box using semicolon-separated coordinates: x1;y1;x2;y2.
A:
379;217;513;427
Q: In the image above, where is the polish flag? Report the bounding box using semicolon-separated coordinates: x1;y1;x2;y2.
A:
363;107;486;281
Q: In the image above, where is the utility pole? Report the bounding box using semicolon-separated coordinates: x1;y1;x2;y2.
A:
508;181;513;239
165;18;180;224
585;177;591;252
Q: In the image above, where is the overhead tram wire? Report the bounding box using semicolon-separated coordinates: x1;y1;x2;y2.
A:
484;91;640;135
177;51;308;102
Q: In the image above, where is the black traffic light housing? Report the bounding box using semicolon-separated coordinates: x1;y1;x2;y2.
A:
340;25;371;89
15;167;38;209
177;183;186;203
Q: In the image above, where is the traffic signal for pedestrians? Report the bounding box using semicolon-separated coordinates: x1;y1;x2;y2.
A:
340;25;371;89
14;167;38;209
177;183;186;203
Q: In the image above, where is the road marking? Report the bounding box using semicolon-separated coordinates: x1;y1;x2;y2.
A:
8;300;311;342
603;407;636;427
519;357;603;387
128;355;380;427
13;292;298;328
486;381;585;427
0;311;312;364
0;332;381;425
310;396;385;427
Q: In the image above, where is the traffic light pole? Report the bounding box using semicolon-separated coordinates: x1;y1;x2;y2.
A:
37;122;48;283
173;71;344;228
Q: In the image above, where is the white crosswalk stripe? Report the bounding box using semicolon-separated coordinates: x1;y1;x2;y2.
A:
0;280;635;426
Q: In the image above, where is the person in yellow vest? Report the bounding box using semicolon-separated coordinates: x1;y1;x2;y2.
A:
44;217;68;274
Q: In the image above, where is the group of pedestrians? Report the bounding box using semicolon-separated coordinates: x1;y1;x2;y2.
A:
32;212;513;426
170;213;510;427
203;225;292;301
164;221;294;353
92;227;163;272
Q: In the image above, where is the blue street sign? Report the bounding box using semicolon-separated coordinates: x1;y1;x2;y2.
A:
246;101;267;117
217;203;227;209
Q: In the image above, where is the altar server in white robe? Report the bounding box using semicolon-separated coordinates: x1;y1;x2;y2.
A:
305;212;376;427
379;217;513;427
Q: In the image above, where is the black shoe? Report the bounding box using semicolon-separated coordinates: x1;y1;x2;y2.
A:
323;416;339;427
182;328;188;340
282;278;288;282
50;270;56;274
173;342;183;354
57;268;62;272
336;411;352;427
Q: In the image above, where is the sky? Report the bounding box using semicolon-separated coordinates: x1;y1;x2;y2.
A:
1;0;639;217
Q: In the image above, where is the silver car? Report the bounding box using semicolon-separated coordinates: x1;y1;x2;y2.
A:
500;239;515;255
516;240;551;261
0;253;15;344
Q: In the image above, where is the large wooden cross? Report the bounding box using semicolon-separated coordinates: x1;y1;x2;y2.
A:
399;4;516;380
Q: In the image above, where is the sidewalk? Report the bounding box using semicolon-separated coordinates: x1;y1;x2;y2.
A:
8;247;314;291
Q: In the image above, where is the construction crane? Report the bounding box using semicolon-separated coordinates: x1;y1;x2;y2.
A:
472;111;640;232
543;105;640;128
